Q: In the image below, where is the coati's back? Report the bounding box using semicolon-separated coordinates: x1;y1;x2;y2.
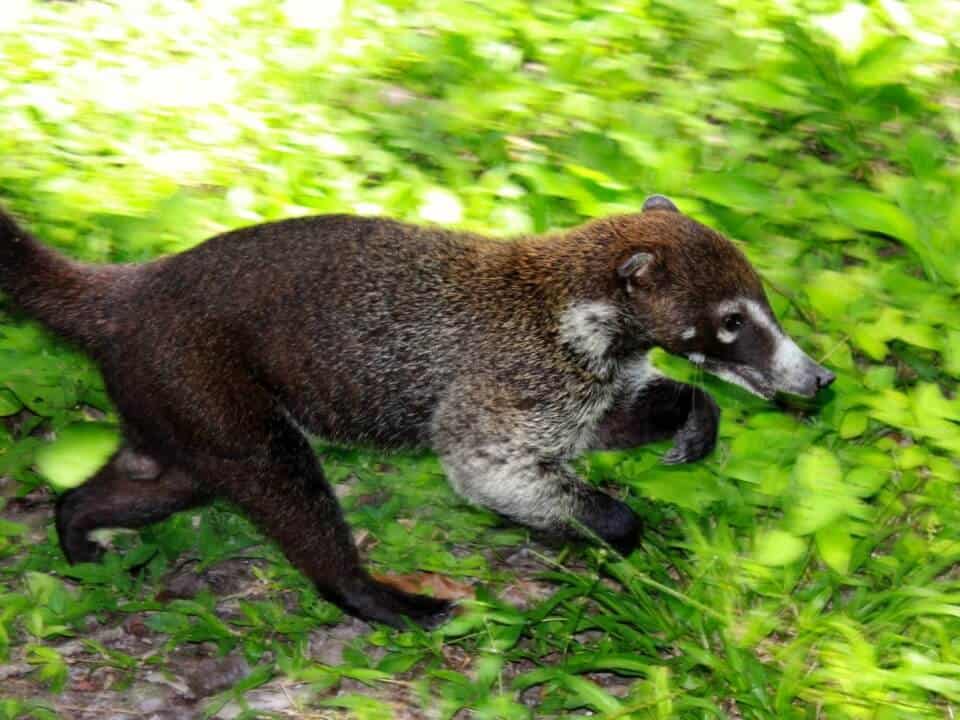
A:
124;215;518;447
0;210;553;448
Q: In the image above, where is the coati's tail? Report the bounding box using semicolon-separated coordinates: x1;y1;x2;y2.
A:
0;208;113;348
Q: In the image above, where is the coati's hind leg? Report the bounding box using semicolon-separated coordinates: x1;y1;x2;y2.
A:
187;418;452;628
56;447;209;564
594;377;720;464
102;340;450;628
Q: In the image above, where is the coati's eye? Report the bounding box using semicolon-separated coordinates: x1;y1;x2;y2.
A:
722;313;744;332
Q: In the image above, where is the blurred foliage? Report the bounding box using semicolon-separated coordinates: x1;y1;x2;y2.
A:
0;0;959;717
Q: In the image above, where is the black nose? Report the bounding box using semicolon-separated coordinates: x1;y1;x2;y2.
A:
816;370;836;390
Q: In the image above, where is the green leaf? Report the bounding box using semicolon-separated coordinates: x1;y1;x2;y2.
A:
561;674;623;712
828;189;918;246
789;448;857;535
851;37;915;87
34;422;120;491
695;173;774;211
805;270;863;318
816;521;853;574
753;529;806;566
318;694;394;716
622;463;728;513
726;78;808;112
25;645;68;692
0;388;21;416
839;411;869;439
845;466;889;498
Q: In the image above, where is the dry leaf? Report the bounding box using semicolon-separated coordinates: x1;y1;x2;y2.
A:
372;572;475;600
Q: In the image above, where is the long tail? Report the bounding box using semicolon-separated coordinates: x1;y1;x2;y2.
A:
0;209;117;348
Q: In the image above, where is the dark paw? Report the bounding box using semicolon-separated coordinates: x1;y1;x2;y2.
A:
608;526;641;556
55;490;104;564
662;389;719;465
576;494;642;556
401;592;455;631
61;536;105;565
339;576;454;629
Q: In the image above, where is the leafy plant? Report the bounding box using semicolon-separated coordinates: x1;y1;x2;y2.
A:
0;0;958;717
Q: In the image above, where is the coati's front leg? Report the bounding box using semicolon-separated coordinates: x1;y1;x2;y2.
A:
432;391;642;555
594;376;720;464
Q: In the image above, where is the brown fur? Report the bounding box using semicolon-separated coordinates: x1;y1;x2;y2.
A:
0;205;762;626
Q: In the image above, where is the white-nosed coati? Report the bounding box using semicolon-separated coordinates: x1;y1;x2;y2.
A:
0;195;834;627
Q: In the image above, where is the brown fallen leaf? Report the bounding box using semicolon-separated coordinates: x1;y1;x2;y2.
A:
371;572;476;600
70;674;104;693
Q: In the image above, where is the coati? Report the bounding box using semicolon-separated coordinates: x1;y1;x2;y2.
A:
0;195;834;627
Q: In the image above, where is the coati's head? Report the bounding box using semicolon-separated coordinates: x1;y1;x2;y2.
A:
610;195;835;399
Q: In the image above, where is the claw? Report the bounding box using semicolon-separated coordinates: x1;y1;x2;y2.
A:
662;388;719;465
661;446;688;465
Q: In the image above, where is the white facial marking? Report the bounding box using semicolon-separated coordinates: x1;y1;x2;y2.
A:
716;299;741;317
681;326;696;340
717;328;737;344
742;298;820;394
742;299;777;335
742;299;809;384
688;352;705;365
773;335;808;377
559;301;619;369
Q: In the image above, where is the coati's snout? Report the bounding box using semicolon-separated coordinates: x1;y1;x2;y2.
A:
683;297;836;400
617;195;836;400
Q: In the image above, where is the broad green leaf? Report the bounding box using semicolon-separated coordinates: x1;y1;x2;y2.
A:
851;37;915;87
726;78;808;112
789;448;858;535
839;411;869;439
25;645;68;692
816;521;854;574
852;323;889;360
623;464;728;513
828;189;918;246
753;529;806;566
845;466;889;498
34;423;120;491
804;270;863;318
695;173;774;211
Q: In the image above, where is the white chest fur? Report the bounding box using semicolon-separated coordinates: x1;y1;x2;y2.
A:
557;301;660;456
558;301;620;376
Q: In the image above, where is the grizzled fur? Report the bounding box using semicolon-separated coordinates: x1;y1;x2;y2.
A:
0;205;763;627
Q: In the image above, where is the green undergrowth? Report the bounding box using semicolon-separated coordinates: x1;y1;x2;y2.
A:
1;0;960;717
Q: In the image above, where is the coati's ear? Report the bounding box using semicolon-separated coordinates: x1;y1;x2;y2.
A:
642;194;678;212
617;252;654;294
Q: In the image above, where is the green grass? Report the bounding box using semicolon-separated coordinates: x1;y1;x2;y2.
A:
1;0;959;717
